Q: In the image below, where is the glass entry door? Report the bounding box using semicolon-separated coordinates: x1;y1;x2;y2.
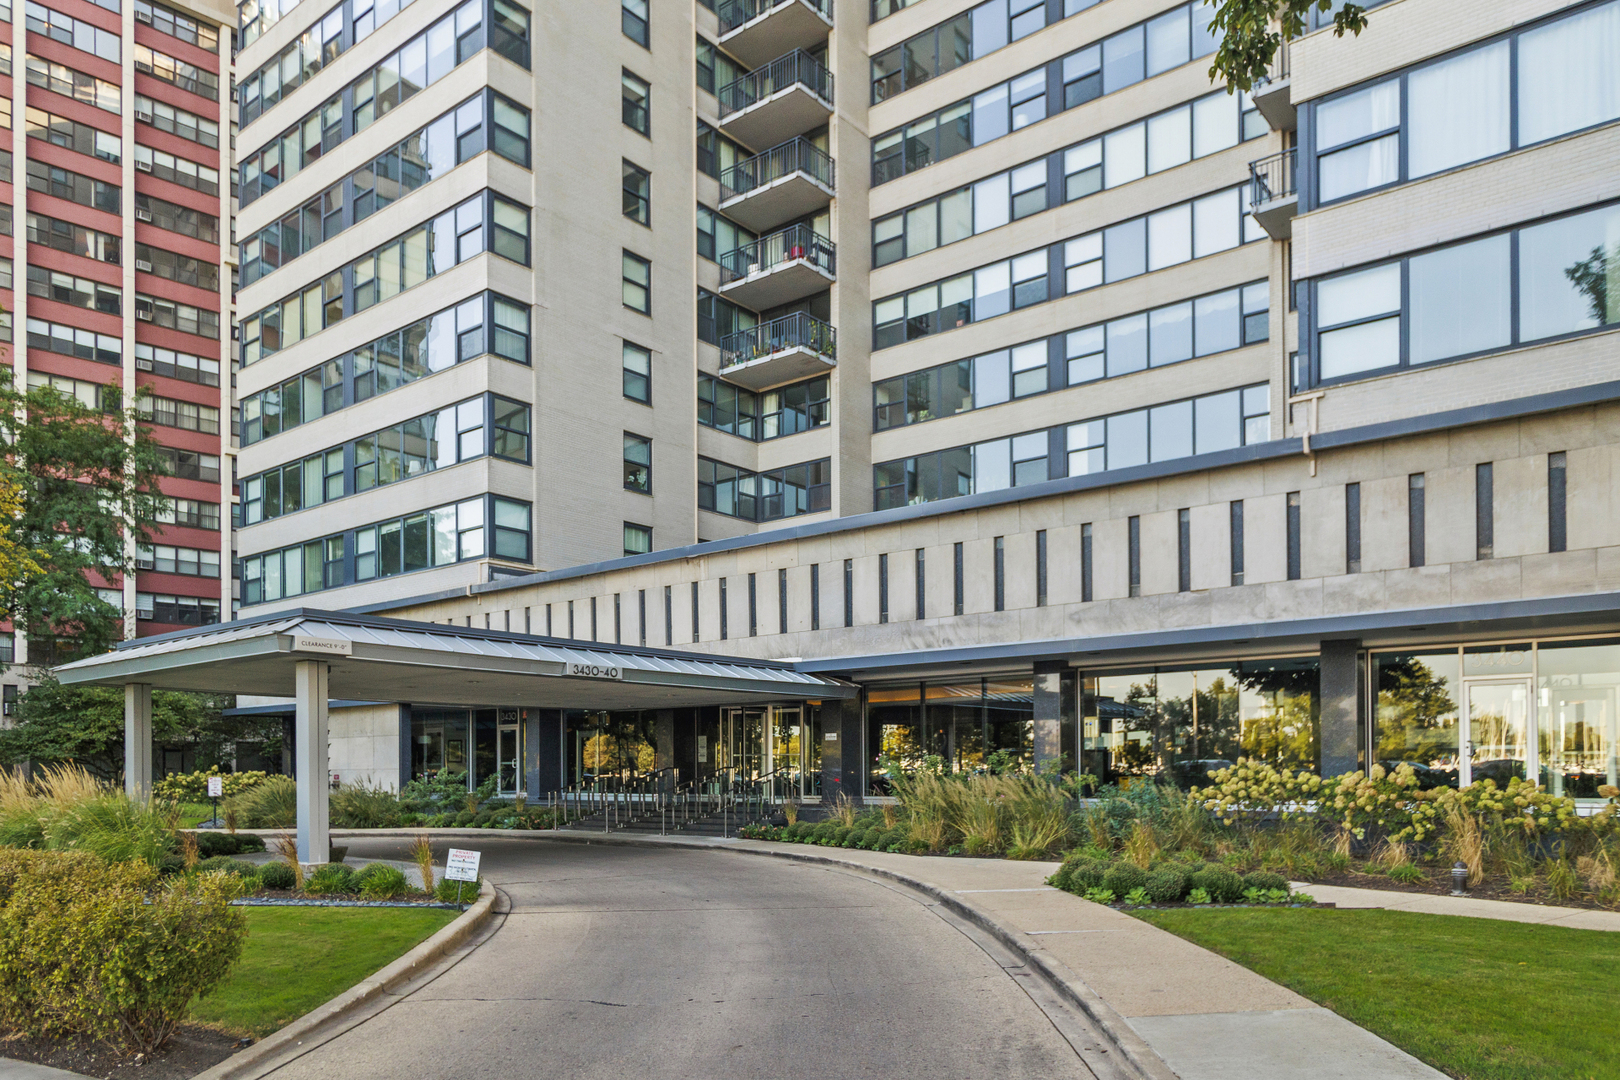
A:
1462;679;1532;786
719;706;765;779
497;722;522;795
719;705;820;799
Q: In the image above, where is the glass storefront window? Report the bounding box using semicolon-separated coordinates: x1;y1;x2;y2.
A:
867;679;1034;794
411;708;470;784
1081;660;1318;787
868;683;922;794
1374;650;1460;788
1537;639;1620;798
564;710;658;783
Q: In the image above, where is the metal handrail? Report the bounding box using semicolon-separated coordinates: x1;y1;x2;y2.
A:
720;136;835;202
1249;147;1297;208
720;311;836;370
718;49;834;117
719;223;835;285
717;0;833;35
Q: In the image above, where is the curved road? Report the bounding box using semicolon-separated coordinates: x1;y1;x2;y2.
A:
266;837;1101;1080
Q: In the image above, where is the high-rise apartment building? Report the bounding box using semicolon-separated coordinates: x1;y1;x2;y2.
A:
4;0;233;678
216;0;1620;805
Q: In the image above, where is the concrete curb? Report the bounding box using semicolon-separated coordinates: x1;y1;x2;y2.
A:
330;828;1175;1080
190;877;497;1080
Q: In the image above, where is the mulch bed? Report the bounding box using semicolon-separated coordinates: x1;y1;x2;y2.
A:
1;1024;241;1080
1301;866;1619;911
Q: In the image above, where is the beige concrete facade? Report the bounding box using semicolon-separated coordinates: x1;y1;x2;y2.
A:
225;0;1620;797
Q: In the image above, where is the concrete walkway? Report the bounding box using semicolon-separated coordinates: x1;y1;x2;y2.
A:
1293;880;1620;931
0;1062;99;1080
330;829;1444;1080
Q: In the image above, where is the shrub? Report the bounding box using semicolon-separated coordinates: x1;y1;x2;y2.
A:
226;776;297;829
1189;867;1245;903
1243;870;1289;893
813;822;838;844
303;864;357;895
1187;887;1213;904
0;849;246;1053
436;876;481;903
194;832;266;858
1123;886;1152;906
357;864;411;899
1065;859;1109;893
1145;867;1189;903
331;783;405;829
152;769;270;803
194;856;256;876
41;791;174;866
398;770;473;814
832;826;853;846
258;861;296;890
1103;861;1148;897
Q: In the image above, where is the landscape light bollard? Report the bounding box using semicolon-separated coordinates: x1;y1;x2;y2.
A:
1451;862;1468;896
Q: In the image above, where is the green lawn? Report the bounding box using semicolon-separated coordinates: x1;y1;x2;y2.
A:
176;802;218;828
1135;908;1620;1080
191;907;458;1037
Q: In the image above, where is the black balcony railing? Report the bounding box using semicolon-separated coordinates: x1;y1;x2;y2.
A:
718;0;833;35
720;136;835;201
719;224;836;284
720;312;836;369
718;49;834;116
1249;147;1297;208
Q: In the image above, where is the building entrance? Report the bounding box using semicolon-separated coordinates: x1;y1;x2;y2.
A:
719;704;821;800
1461;678;1532;786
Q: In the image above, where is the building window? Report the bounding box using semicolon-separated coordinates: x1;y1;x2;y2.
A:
1128;517;1141;597
1549;452;1567;553
879;554;890;624
1345;483;1361;574
844;559;854;627
664;584;673;645
638;590;647;645
622;0;648;46
623;161;650;224
778;568;788;633
748;573;758;636
1286;492;1302;580
622;70;650;133
720;578;729;640
811;563;821;630
1080;523;1093;602
625;523;652;556
1230;500;1245;585
993;537;1006;611
915;548;926;619
691;581;700;642
623;251;651;313
947;541;961;615
1476;463;1494;560
624;433;652;492
1177;509;1191;592
1408;475;1426;568
623;341;652;402
493;397;531;461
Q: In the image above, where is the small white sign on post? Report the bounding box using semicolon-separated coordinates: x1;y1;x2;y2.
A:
207;776;224;798
445;848;481;882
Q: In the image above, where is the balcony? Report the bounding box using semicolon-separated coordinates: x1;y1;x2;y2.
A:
717;0;834;69
1248;148;1297;241
719;224;835;309
718;49;835;149
1252;46;1294;131
719;312;836;391
719;136;835;233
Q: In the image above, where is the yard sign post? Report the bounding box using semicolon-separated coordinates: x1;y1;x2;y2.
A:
207;775;223;828
445;848;481;908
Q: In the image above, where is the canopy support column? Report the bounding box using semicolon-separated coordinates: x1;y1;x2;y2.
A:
294;660;330;865
124;683;152;799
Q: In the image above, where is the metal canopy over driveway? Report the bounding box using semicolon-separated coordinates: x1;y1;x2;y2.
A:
53;609;855;861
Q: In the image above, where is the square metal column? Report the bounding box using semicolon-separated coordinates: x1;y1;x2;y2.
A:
1320;640;1362;778
1033;662;1066;774
124;683;152;798
294;660;330;865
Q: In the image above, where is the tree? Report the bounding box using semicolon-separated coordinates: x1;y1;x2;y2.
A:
0;368;169;664
0;675;250;780
1207;0;1370;92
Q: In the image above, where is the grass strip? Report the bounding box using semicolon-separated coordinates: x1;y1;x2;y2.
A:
1135;908;1620;1080
190;907;458;1037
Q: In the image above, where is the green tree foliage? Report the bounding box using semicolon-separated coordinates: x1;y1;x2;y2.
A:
1207;0;1369;92
0;368;170;664
0;676;255;779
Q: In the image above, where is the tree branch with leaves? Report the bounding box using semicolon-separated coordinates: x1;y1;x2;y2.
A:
1206;0;1369;93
